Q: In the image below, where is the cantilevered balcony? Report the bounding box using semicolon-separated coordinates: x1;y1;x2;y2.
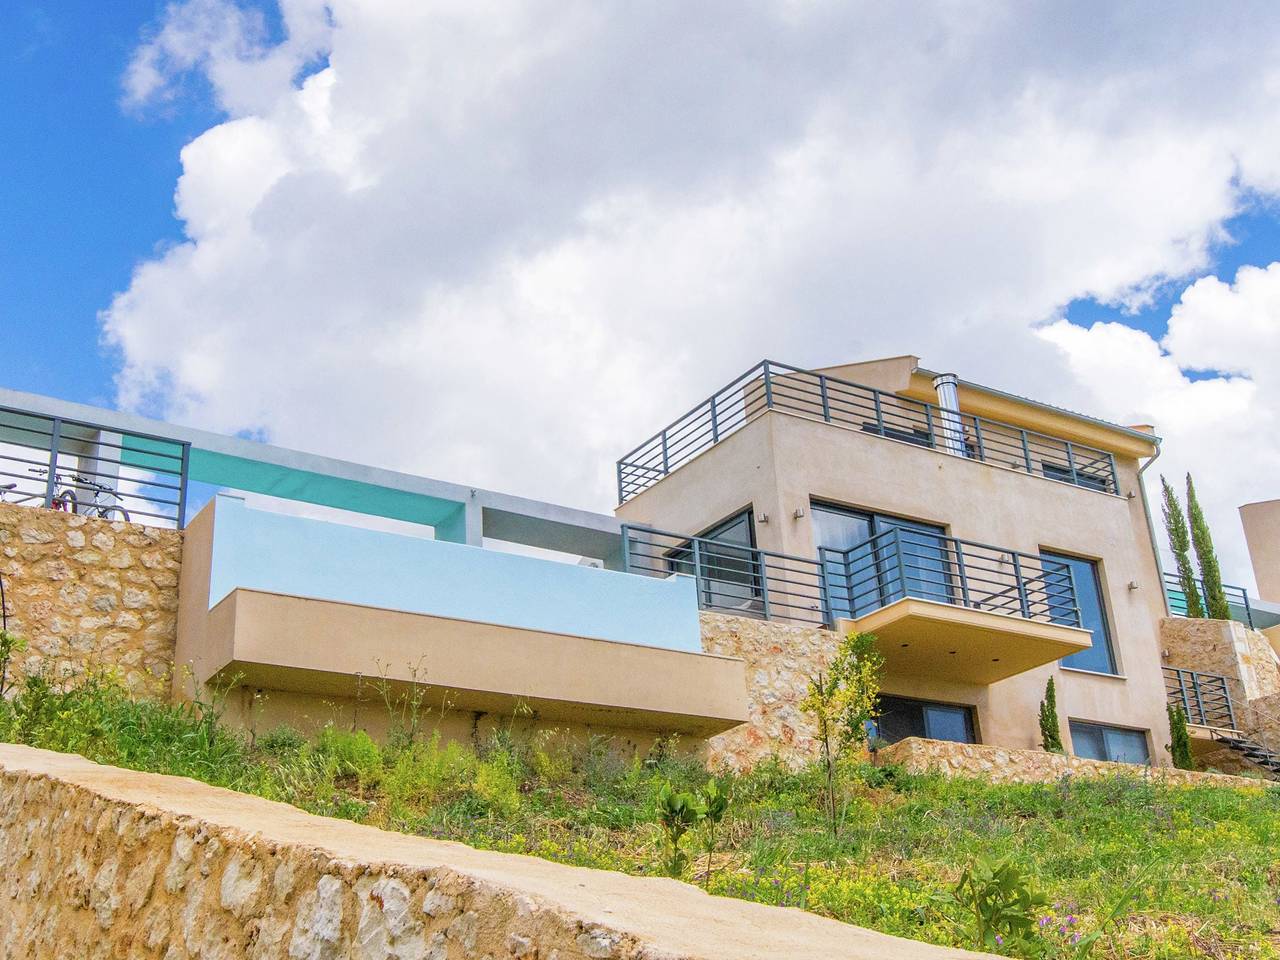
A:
622;523;1093;683
616;360;1120;503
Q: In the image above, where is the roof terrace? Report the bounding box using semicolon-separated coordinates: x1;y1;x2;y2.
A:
616;360;1128;503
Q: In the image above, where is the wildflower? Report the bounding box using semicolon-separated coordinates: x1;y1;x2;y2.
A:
1065;915;1076;925
994;935;1004;946
1038;916;1051;928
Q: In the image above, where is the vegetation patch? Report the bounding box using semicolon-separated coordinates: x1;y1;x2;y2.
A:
0;672;1278;959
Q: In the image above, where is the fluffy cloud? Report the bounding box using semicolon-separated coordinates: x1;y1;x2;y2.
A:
105;1;1280;584
1042;264;1280;587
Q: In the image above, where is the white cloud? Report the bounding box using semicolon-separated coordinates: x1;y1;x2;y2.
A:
104;0;1280;584
1041;264;1280;592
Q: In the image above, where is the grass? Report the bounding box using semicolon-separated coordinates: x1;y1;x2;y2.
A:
1;672;1278;959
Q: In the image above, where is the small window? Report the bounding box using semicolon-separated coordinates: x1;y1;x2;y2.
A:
1041;551;1118;675
1069;721;1150;764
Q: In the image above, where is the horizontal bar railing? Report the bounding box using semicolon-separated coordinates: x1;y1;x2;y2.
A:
1163;572;1254;628
621;524;830;626
621;523;1082;632
616;360;1120;502
820;527;1082;628
0;405;191;528
1163;665;1237;730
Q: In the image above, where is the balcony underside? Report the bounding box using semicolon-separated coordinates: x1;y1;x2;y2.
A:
837;598;1093;685
201;589;748;737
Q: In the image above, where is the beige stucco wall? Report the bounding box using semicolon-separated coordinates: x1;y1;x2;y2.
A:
877;736;1267;789
0;502;180;694
1240;498;1280;604
620;411;1171;763
0;743;992;960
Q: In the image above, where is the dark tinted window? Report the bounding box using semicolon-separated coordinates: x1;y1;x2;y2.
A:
1069;721;1149;764
875;695;975;745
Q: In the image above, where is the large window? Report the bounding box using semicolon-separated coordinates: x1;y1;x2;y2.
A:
1069;721;1149;764
812;503;950;618
1041;551;1117;675
665;510;759;613
874;695;975;745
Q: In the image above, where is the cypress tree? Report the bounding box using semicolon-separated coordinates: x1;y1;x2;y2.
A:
1186;474;1231;620
1160;475;1203;618
1038;677;1063;753
1167;703;1194;771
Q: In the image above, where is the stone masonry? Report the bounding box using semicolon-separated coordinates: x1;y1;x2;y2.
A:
701;611;833;770
0;744;990;960
878;736;1268;789
0;502;181;695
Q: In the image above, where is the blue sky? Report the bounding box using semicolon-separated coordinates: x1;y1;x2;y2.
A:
0;2;214;405
7;3;1280;410
3;1;1279;585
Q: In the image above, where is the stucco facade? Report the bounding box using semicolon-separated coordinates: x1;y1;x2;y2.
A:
618;357;1173;764
1241;498;1280;604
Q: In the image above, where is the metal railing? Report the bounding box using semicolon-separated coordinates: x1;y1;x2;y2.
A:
616;360;1119;502
820;526;1082;627
0;405;190;528
1164;665;1237;730
621;524;830;626
621;523;1081;631
1163;572;1255;628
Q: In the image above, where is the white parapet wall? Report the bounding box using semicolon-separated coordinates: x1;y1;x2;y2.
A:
0;744;993;960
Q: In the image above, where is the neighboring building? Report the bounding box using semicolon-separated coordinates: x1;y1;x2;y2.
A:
1241;498;1280;607
615;357;1171;764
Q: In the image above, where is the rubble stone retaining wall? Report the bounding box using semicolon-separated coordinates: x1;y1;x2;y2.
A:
701;612;833;769
878;736;1268;789
0;744;988;960
0;502;181;694
1159;617;1280;706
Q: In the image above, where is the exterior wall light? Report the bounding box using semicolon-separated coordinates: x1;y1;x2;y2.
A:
793;507;805;519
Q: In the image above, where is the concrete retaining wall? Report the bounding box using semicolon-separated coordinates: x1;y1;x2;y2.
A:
0;744;989;959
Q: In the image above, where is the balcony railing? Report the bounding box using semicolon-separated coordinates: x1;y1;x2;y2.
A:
622;524;829;626
0;405;190;527
1164;665;1237;730
616;360;1120;503
820;527;1082;627
621;523;1081;631
1163;572;1255;628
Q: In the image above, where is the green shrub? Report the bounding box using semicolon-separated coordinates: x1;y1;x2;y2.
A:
317;726;383;787
1167;703;1194;771
1039;677;1063;753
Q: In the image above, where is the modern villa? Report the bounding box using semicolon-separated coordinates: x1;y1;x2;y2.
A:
1;356;1278;775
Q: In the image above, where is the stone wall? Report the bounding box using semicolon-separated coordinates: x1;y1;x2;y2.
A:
0;743;987;960
1159;616;1280;707
700;611;834;769
878;737;1268;789
0;503;181;695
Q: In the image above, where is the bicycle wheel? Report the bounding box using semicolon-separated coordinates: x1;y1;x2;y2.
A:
52;488;78;513
98;505;131;523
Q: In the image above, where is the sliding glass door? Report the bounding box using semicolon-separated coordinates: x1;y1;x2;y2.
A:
812;503;950;618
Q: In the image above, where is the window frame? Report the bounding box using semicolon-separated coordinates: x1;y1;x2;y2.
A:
873;694;978;746
1068;719;1151;765
664;508;761;612
1040;549;1119;676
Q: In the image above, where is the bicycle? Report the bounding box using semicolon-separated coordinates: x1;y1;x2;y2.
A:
0;467;131;522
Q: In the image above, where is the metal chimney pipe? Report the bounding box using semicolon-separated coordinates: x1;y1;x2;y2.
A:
932;373;967;457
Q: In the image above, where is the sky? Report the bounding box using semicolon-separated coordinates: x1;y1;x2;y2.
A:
2;1;1280;589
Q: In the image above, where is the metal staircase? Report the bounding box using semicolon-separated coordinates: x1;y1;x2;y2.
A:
1211;730;1280;777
